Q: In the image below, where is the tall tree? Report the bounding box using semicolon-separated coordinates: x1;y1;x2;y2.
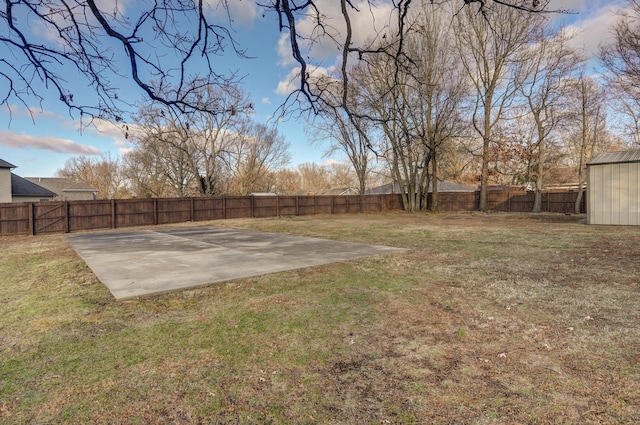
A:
517;26;582;212
405;2;469;211
565;75;609;214
455;3;544;210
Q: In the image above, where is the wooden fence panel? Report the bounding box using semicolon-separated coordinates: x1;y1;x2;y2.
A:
224;196;253;219
115;199;155;228
315;196;334;214
69;200;112;231
430;192;479;211
157;198;192;224
193;198;224;221
0;202;30;235
547;191;584;213
253;196;278;218
297;196;317;215
276;196;298;216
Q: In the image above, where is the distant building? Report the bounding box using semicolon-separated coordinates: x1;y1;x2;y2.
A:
366;180;476;195
295;188;359;196
25;177;98;201
544;167;582;191
0;159;56;203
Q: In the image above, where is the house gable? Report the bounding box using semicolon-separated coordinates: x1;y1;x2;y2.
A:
10;173;56;202
25;177;98;200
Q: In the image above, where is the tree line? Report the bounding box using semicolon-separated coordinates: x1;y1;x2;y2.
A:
4;1;640;212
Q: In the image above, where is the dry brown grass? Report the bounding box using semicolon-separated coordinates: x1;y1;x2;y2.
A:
1;212;639;424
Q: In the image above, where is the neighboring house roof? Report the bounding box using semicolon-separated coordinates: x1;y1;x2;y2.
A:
295;188;358;196
367;180;476;195
543;167;582;190
0;159;17;169
314;188;358;196
24;177;98;195
588;148;640;165
11;174;57;197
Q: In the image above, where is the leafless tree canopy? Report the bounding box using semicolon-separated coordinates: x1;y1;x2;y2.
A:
1;0;249;122
1;0;557;122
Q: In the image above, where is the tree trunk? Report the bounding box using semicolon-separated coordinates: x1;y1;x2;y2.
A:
431;151;439;212
479;135;490;211
532;121;545;213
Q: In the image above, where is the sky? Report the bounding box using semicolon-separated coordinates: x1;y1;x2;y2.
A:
0;0;628;178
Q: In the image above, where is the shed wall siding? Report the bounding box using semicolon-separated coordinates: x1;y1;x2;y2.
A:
588;162;640;225
0;168;11;203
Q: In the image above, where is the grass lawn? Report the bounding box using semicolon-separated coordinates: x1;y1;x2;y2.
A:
1;212;639;424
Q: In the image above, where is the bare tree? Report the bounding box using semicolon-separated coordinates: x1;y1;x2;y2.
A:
224;121;291;195
121;149;175;198
600;0;640;104
1;1;251;122
455;3;544;210
564;75;612;214
517;26;583;212
297;162;332;192
131;85;250;196
271;0;552;116
309;101;373;195
56;152;128;198
272;168;302;195
405;2;469;211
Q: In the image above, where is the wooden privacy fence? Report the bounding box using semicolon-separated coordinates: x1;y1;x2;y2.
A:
0;190;585;236
429;190;586;213
0;194;403;236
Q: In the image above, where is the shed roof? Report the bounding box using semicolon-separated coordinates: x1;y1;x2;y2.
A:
0;159;17;169
587;149;640;166
11;173;57;197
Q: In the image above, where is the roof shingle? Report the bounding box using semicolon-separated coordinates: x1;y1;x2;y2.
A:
11;174;57;197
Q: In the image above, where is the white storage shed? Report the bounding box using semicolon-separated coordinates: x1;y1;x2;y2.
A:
587;149;640;225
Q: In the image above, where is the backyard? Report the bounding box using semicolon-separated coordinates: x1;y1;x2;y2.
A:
1;212;639;424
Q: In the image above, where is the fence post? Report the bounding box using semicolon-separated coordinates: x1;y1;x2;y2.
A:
276;195;280;217
295;196;299;216
64;201;70;233
251;195;255;218
547;191;550;212
190;198;194;222
153;198;158;225
29;202;35;236
111;199;116;229
223;196;227;220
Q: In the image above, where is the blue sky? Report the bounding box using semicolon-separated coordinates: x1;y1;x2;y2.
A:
0;0;627;177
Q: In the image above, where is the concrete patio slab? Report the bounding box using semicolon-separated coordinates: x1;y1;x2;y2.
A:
66;226;406;300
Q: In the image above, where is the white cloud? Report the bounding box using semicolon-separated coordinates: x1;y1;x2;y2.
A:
276;0;394;68
0;130;101;154
548;0;626;58
204;0;259;26
261;97;272;105
31;0;131;44
275;66;333;96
